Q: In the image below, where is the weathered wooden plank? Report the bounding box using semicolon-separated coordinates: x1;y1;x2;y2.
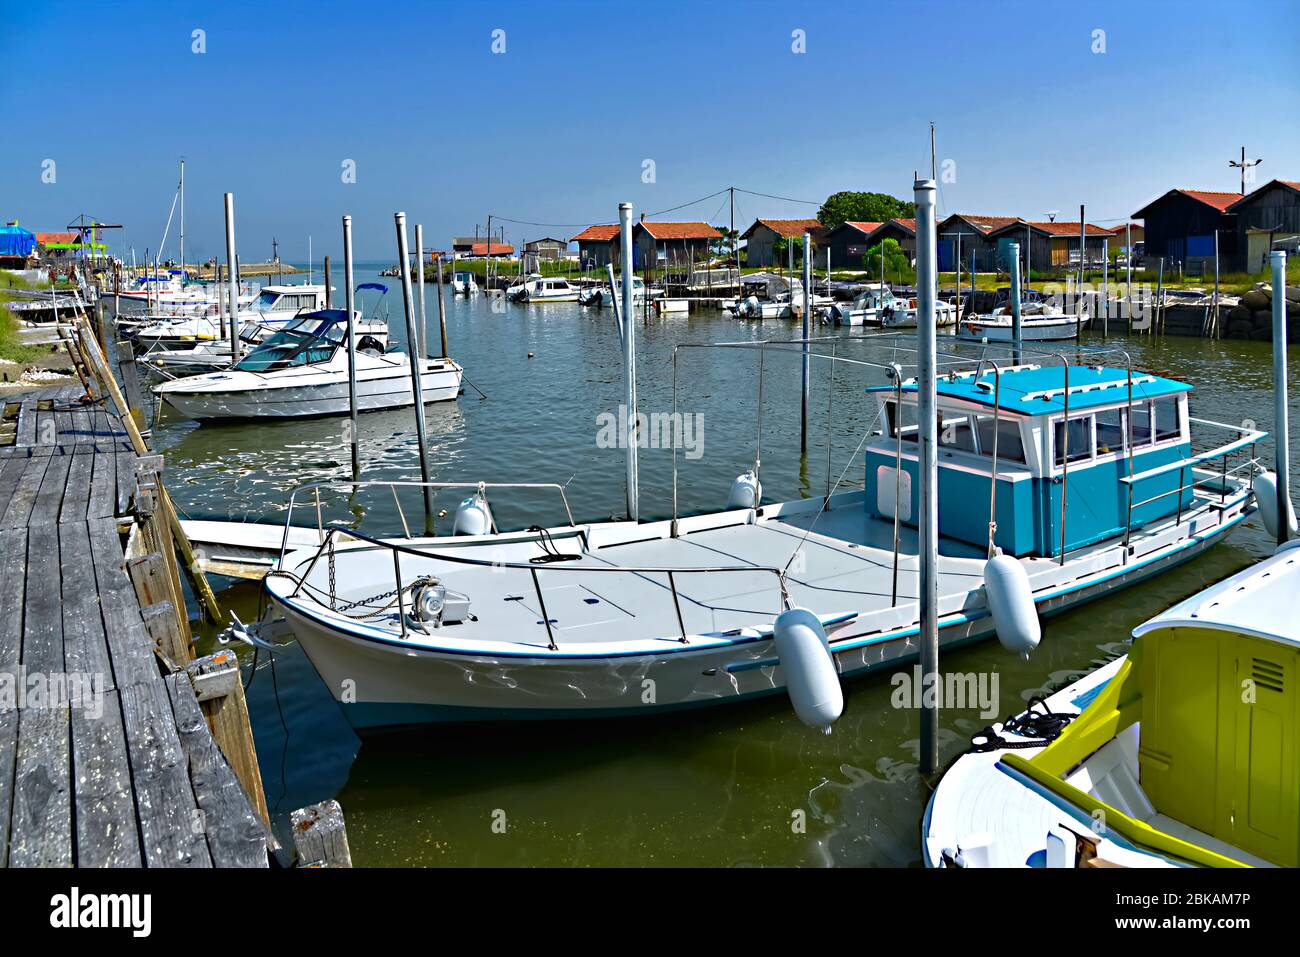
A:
29;449;72;525
0;527;26;680
59;450;94;523
71;689;143;867
0;708;16;866
69;406;92;445
115;445;135;515
119;679;212;868
15;399;37;447
0;455;50;527
8;706;72;868
86;518;158;690
53;408;73;447
86;446;117;520
22;522;64;677
0;453;33;515
59;522;115;690
164;674;267;868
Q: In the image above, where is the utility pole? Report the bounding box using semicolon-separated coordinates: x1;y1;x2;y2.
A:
1229;146;1262;195
730;186;737;287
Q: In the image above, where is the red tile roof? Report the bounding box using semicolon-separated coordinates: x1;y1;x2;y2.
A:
35;231;77;244
635;221;720;240
1178;189;1241;212
837;221;883;235
890;218;917;232
744;218;823;239
470;242;513;256
1021;221;1112;237
943;214;1023;234
572;224;619;242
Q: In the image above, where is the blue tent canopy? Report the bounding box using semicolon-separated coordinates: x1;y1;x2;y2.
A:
356;282;388;293
0;224;36;259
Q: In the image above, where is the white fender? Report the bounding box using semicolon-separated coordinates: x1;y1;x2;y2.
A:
984;550;1041;658
773;607;843;733
452;491;494;536
727;470;762;510
1254;471;1298;542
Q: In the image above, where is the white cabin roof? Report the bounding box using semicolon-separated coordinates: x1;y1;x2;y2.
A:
1132;547;1300;647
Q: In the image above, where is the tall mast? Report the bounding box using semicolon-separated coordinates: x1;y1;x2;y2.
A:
179;158;185;279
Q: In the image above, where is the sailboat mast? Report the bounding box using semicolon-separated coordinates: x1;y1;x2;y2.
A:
179;158;185;279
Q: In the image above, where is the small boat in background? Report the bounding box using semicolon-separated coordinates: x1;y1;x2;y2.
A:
508;274;580;303
924;545;1300;868
452;271;479;295
128;284;331;348
577;275;661;308
821;283;896;326
960;312;1090;341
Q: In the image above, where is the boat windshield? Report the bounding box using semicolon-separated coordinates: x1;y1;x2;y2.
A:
232;312;344;372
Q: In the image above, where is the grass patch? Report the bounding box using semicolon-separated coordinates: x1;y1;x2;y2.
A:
0;270;48;364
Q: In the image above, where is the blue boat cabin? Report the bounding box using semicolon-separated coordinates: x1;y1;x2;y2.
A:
864;365;1195;558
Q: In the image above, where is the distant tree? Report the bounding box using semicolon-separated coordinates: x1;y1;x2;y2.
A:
710;227;738;261
863;238;914;285
818;191;916;230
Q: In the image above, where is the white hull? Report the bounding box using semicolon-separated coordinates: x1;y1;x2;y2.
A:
268;487;1251;730
159;358;461;420
960;314;1090;341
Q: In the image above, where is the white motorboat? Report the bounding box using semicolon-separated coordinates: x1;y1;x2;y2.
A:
452;271;479;295
143;282;392;377
152;308;462;420
959;312;1091;342
821;283;895;326
879;295;958;328
254;345;1262;730
507;274;580;303
577;276;662;308
128;284;331;348
923;546;1300;869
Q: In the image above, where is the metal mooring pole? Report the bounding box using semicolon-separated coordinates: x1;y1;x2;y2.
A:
395;212;434;532
1272;250;1291;546
915;176;940;775
343;215;360;481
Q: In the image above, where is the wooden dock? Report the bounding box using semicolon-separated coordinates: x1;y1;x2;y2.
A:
0;382;270;867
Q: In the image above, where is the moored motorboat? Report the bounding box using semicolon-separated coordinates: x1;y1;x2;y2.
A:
127;283;331;348
152;308;461;420
960;312;1091;341
924;544;1300;868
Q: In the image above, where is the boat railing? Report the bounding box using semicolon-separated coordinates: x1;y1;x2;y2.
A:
1119;417;1266;547
279;521;791;651
278;479;579;564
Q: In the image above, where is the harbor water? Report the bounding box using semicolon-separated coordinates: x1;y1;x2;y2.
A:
154;265;1299;866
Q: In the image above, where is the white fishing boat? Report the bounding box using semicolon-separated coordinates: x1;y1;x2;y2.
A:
924;544;1300;869
152;308;461;420
252;341;1265;730
960;312;1091;342
128;284;331;348
452;271;479;295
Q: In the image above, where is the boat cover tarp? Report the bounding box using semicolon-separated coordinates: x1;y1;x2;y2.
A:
0;224;37;258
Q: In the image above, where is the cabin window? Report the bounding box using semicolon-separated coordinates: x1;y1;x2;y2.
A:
1053;415;1093;466
974;415;1027;463
938;412;978;453
1129;403;1153;447
1153;397;1181;443
886;400;918;444
1095;407;1125;455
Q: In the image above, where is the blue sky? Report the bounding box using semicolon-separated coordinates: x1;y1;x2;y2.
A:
3;0;1297;261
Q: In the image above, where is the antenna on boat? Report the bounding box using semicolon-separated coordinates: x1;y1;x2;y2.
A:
343;214;361;481
619;202;639;522
395;211;435;533
223;193;241;363
1009;241;1023;362
915;174;941;776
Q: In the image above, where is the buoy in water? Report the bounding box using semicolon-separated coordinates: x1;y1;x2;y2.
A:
772;607;843;733
452;489;494;536
726;470;762;509
1254;471;1298;541
983;549;1040;658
